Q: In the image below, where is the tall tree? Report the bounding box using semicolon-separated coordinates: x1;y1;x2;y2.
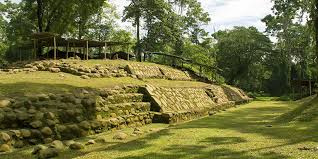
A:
263;0;318;79
213;27;273;91
123;0;210;60
123;0;143;61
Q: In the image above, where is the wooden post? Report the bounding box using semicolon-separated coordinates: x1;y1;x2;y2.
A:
292;83;296;100
73;43;76;58
110;46;112;59
33;40;36;60
19;48;22;62
143;52;146;62
47;46;49;58
86;40;89;60
104;42;107;60
53;36;57;60
66;42;69;59
309;80;312;96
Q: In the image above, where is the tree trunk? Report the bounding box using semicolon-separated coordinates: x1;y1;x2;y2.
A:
136;15;142;62
78;21;83;40
315;0;318;66
36;0;43;32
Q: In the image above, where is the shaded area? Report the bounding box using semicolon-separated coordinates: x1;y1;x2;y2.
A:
201;137;247;145
276;95;318;122
18;101;316;158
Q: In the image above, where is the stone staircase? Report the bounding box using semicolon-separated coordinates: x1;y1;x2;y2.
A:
95;87;154;130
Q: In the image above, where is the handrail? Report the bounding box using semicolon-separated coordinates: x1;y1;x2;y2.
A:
144;51;221;71
143;51;222;83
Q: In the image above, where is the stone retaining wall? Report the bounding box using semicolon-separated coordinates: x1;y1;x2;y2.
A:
0;84;251;150
0;85;154;149
0;60;194;81
126;64;192;81
126;64;163;79
142;84;251;124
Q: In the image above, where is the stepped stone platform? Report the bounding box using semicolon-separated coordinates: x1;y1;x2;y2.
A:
0;60;251;152
126;63;192;80
0;60;193;81
142;85;251;124
0;84;250;149
0;85;154;149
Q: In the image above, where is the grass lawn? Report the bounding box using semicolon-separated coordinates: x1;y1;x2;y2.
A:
0;71;208;98
2;98;318;159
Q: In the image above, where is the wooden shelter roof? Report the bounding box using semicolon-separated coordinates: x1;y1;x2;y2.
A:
31;32;132;48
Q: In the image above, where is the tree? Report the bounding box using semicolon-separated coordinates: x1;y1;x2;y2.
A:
263;0;318;78
123;0;210;60
123;0;143;61
213;27;273;91
0;3;8;58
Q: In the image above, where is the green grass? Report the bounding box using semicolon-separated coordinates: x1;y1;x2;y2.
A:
277;95;318;122
63;59;164;67
2;99;318;159
0;71;210;98
254;97;280;101
0;71;144;97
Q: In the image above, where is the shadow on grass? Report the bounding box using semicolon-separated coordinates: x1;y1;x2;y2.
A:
175;103;318;142
54;102;302;159
1;93;316;158
201;137;247;145
276;96;318;122
56;128;174;159
116;146;289;159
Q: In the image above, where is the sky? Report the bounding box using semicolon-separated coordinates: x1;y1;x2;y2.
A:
109;0;274;34
2;0;274;34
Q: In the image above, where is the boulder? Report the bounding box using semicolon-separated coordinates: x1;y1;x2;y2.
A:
31;129;42;138
21;129;32;138
86;140;96;145
44;138;53;144
69;142;84;150
30;120;43;128
49;68;60;73
32;145;47;155
0;100;11;108
0;132;11;143
25;64;33;68
63;140;75;147
50;140;64;150
38;94;50;101
0;144;11;152
133;130;144;135
113;132;128;140
45;112;55;120
9;130;21;138
81;75;90;79
41;127;53;136
38;148;59;159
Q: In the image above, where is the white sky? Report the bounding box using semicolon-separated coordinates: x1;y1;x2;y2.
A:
109;0;273;34
2;0;273;34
